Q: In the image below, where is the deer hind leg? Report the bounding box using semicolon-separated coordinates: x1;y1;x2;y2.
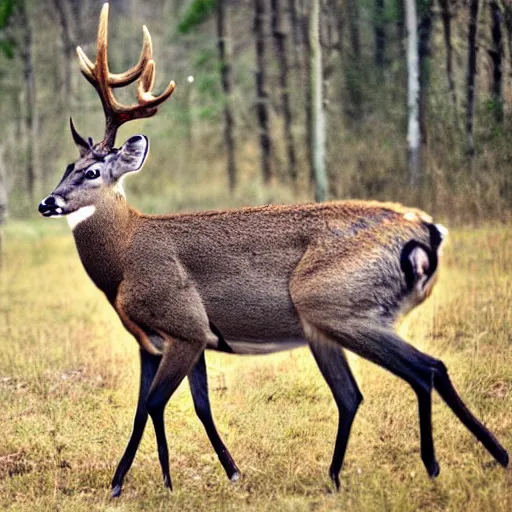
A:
302;316;509;475
111;350;161;498
309;341;363;489
299;317;445;477
433;363;508;467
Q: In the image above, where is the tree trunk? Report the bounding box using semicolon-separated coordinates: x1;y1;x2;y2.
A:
418;0;434;145
375;0;385;67
68;0;83;41
329;0;344;57
489;0;504;123
322;0;337;109
254;0;271;183
396;0;406;60
217;0;237;191
18;0;38;202
309;0;327;202
346;0;360;59
298;0;313;184
288;0;302;72
504;4;512;77
345;0;363;118
53;0;74;103
405;0;421;187
466;0;480;158
438;0;457;111
271;0;297;183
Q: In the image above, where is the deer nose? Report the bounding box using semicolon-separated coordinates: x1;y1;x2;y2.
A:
39;195;62;216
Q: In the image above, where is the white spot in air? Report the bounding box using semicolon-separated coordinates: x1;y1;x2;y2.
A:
67;206;96;230
187;75;194;83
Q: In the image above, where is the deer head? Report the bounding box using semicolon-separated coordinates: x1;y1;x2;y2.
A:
39;2;174;218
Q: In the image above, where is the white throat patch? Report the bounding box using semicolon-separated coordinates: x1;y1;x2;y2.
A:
113;177;126;198
67;206;96;230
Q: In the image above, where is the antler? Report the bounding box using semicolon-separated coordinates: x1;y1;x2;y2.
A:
75;3;175;150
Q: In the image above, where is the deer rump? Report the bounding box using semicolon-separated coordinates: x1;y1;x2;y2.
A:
202;221;446;356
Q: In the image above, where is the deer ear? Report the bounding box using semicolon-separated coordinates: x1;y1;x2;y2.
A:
111;135;149;178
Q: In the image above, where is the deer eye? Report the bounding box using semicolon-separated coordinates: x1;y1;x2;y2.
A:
85;168;100;180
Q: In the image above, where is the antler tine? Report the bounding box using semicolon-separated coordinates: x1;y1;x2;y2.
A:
137;60;176;108
95;2;110;85
69;117;91;156
76;4;152;88
75;2;175;150
76;46;95;84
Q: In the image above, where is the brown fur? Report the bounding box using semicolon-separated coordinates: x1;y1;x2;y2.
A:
70;191;435;354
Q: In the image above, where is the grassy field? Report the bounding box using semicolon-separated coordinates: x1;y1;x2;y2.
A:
0;219;511;511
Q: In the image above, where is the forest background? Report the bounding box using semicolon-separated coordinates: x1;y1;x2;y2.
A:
0;1;511;511
0;0;510;224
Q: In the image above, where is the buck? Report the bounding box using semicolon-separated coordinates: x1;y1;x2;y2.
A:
39;3;508;498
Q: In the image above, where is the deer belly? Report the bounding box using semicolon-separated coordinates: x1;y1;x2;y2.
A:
206;337;307;355
204;291;303;345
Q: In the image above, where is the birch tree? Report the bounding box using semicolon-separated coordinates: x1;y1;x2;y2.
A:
309;0;327;201
405;0;420;187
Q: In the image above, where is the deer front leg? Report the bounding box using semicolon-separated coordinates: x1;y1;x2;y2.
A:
145;335;206;491
189;352;241;481
111;350;161;498
309;341;363;490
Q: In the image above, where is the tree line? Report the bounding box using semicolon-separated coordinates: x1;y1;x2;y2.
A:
0;0;510;222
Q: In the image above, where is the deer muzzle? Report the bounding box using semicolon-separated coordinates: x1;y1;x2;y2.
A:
38;195;65;217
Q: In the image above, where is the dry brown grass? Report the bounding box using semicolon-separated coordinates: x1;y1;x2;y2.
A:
0;220;510;511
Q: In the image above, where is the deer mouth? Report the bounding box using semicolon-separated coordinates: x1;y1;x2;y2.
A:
38;196;67;217
38;203;65;217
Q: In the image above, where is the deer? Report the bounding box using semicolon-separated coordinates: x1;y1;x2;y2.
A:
38;3;508;498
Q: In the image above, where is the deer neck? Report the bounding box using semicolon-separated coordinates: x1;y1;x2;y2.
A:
70;190;134;302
